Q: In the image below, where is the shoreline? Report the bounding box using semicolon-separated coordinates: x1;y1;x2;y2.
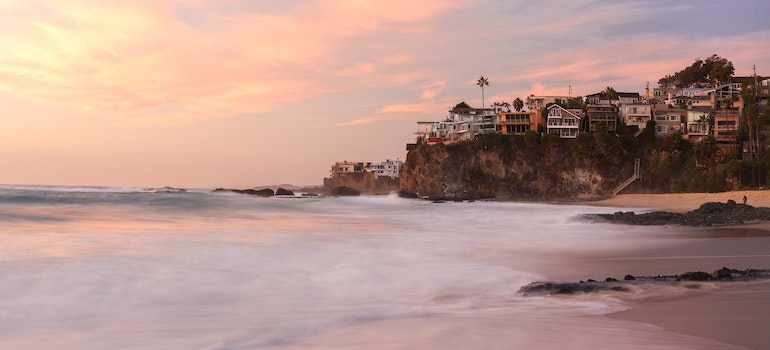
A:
577;190;770;349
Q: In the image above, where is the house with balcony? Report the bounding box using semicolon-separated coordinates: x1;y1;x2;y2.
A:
620;103;652;131
330;161;369;178
546;105;582;138
586;105;618;132
495;111;542;135
686;106;712;143
369;159;404;179
713;108;741;148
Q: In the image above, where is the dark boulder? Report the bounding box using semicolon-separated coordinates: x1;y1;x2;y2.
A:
713;267;735;280
301;192;320;197
275;188;295;196
331;186;361;196
678;271;712;281
398;191;420;199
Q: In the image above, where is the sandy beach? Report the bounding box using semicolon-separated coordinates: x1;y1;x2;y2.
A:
586;190;770;349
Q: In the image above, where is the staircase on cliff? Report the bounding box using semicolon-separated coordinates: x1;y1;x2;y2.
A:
613;158;641;196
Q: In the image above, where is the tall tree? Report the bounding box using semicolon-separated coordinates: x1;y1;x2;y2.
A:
513;97;523;112
476;76;489;108
657;54;734;88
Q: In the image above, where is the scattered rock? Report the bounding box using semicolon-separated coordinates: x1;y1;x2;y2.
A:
301;192;320;197
518;268;770;296
592;201;770;226
398;191;420;199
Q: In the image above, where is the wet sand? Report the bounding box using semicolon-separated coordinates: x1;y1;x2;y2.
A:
585;191;770;349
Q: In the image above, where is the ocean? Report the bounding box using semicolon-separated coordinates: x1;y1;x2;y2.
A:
0;185;739;349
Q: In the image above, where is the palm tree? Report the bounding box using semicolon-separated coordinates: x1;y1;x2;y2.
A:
602;86;618;106
513;97;524;112
476;76;489;108
501;101;511;112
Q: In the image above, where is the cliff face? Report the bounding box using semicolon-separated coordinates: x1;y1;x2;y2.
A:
400;133;634;200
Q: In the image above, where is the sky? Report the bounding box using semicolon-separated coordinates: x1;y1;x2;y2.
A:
1;0;769;188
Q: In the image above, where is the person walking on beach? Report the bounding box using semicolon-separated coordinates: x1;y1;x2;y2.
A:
743;195;747;205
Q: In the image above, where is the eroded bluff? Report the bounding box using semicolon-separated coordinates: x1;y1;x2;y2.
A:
400;134;633;200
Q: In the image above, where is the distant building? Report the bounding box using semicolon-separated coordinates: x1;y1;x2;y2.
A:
686;107;712;143
495;111;542;135
620;102;652;131
651;105;685;136
546;105;582;138
330;159;403;179
368;159;403;179
585;92;640;105
525;95;570;111
585;105;618;132
331;161;369;178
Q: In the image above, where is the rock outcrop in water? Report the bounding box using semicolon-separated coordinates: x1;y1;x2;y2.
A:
212;188;275;196
593;201;770;226
518;268;770;296
275;188;295;196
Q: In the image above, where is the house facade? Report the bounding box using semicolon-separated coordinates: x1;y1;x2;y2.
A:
651;106;685;136
620;103;652;130
713;108;741;147
369;159;404;179
686;106;712;142
546;105;582;138
330;159;403;179
495;111;542;135
586;105;618;132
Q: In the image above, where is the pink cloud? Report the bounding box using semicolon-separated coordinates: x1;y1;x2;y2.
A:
0;0;467;124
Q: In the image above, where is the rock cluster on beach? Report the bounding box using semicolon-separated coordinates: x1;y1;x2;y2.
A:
518;267;770;296
593;200;770;226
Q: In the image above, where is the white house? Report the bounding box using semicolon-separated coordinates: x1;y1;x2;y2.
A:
546;105;582;138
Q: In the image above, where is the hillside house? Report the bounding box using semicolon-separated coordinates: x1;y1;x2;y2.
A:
620;103;652;130
586;105;618;132
651;105;685;136
713;107;741;148
495;111;542;135
546;105;582;138
686;107;712;142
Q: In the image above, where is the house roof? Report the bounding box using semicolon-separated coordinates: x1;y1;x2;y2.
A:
546;104;582;120
585;92;640;98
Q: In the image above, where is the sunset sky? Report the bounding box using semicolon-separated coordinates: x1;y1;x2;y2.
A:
2;0;769;188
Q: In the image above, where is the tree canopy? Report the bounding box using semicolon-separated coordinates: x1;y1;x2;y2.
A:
658;54;735;89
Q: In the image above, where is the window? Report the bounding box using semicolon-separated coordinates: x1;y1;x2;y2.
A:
655;125;667;134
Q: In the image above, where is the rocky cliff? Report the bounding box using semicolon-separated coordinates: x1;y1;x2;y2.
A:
400;133;638;200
